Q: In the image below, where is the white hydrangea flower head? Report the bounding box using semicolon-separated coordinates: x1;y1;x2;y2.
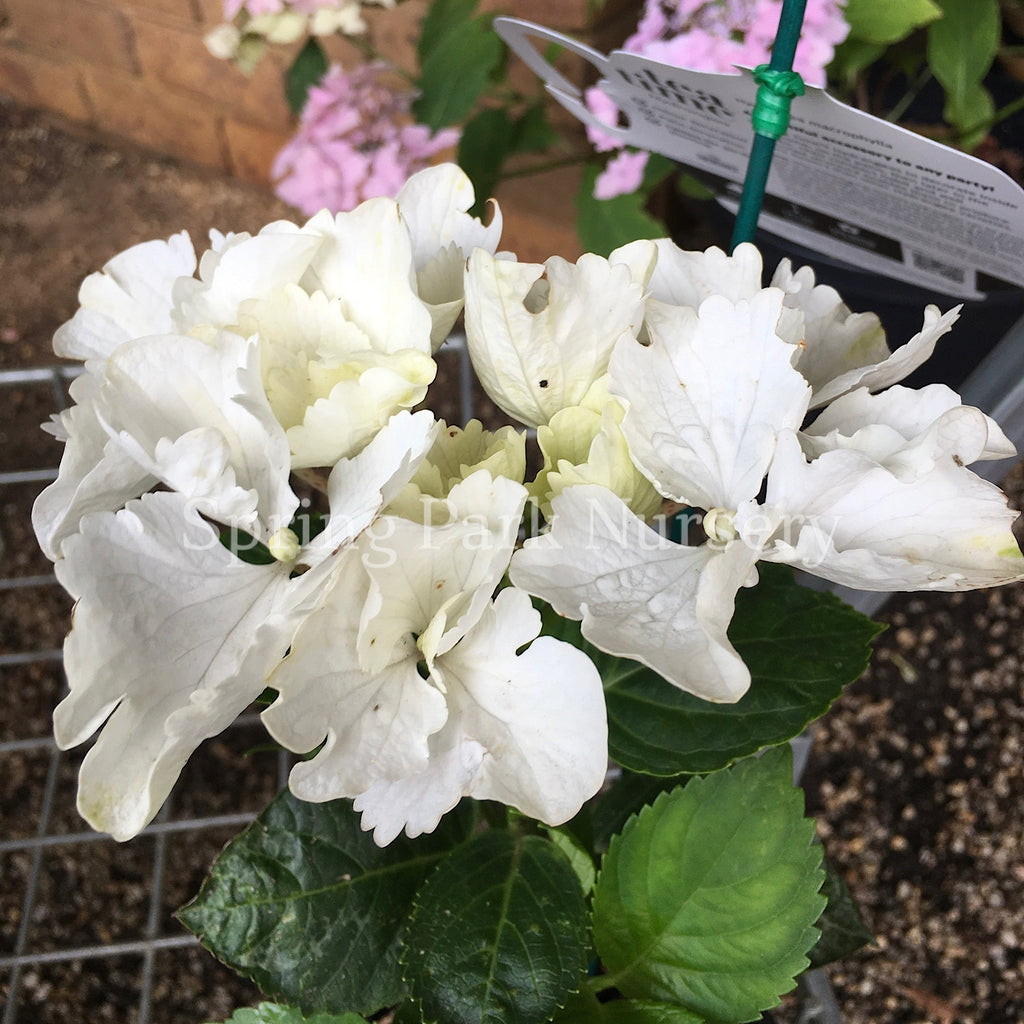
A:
511;241;1024;704
263;472;608;845
32;168;533;841
53;411;437;840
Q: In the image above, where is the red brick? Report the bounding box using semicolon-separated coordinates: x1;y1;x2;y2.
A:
193;0;226;26
4;0;139;73
131;11;294;130
110;0;203;28
0;42;93;122
223;117;293;186
81;64;228;170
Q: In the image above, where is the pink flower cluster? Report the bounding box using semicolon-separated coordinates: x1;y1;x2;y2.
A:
272;64;460;215
588;0;849;199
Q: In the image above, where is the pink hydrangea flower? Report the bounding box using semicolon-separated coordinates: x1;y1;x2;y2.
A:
594;150;650;200
272;63;460;215
586;0;849;198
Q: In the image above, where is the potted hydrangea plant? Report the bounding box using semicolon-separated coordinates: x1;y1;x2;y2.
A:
33;157;1024;1024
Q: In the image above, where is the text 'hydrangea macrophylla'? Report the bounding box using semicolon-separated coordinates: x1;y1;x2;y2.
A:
585;0;849;197
32;166;526;842
262;471;608;845
510;241;1024;704
272;63;460;216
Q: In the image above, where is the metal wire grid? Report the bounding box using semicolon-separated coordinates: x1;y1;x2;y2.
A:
0;345;478;1023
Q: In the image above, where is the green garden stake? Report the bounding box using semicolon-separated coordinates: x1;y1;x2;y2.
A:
729;0;808;252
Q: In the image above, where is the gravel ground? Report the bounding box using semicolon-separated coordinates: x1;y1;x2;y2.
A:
1;98;1022;1024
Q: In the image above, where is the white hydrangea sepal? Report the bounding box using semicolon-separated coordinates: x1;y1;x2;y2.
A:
356;470;528;674
750;430;1024;591
396;164;504;350
54;231;196;366
770;259;961;406
172;224;320;334
643;239;764;307
53;491;300;842
353;588;608;845
800;384;1016;469
510;485;758;703
609;289;811;510
464;248;645;427
32;374;157;561
300;198;433;356
96;331;298;540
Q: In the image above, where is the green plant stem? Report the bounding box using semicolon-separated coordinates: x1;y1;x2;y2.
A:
343;32;417;84
885;64;933;124
498;154;591;178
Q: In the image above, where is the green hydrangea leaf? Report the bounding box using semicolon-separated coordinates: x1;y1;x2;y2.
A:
593;564;881;776
458;107;514;216
418;0;479;65
402;830;590;1024
510;104;561;156
592;747;825;1023
414;15;503;129
807;861;876;969
285;38;328;115
205;1004;366;1024
556;989;705;1024
842;0;942;44
179;790;476;1017
926;0;1000;144
575;164;665;258
590;770;685;854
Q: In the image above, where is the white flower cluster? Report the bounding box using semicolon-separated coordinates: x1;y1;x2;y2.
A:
205;1;394;71
37;164;1023;845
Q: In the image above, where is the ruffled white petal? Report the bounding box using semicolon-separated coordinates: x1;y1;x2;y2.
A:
356;471;527;673
353;587;607;844
285;350;436;469
263;547;448;805
299;199;433;355
510;485;758;702
772;260;961;406
803;384;1017;469
610;289;811;510
54;232;196;365
396;164;503;349
32;374;156;561
758;431;1024;591
98;332;297;537
644;239;764;307
300;409;439;576
172;223;319;333
464;249;645;427
53;492;298;840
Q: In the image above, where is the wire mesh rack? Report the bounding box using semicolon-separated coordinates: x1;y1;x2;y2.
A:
0;343;487;1023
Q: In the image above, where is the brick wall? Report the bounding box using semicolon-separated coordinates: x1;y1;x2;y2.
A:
0;0;598;257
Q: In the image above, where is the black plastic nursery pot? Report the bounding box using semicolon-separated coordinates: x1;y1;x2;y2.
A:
751;225;1024;392
685;195;1024;392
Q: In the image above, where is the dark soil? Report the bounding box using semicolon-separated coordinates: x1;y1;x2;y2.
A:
1;97;1023;1024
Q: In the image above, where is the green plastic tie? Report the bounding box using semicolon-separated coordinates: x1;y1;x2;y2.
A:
750;65;805;141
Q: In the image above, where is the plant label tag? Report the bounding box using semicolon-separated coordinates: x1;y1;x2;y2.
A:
495;16;1024;300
